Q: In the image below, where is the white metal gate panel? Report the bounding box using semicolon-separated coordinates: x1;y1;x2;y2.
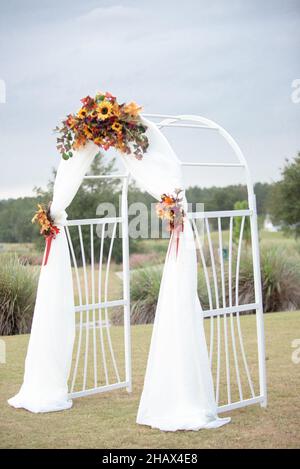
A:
190;208;266;412
66;175;131;399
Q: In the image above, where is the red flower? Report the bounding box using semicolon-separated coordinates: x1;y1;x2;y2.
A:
105;91;116;100
81;95;92;106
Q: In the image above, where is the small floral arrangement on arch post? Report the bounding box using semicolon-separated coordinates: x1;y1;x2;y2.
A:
156;189;185;256
54;91;149;160
31;204;60;266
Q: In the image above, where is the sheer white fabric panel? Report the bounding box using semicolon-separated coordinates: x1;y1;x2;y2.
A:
122;119;230;430
8;142;99;413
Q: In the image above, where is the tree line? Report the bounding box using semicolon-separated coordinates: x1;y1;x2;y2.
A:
1;152;299;246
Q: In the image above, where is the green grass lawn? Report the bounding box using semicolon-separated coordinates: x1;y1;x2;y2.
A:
0;311;300;449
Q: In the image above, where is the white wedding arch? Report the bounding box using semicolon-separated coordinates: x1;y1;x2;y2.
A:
65;114;267;415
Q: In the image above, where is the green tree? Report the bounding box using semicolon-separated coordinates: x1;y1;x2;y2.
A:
269;153;300;237
254;182;272;215
233;200;251;246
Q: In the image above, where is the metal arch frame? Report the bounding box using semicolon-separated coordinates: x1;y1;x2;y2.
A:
66;112;267;413
143;113;254;202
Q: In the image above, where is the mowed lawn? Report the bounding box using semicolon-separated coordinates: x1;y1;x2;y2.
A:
0;311;300;449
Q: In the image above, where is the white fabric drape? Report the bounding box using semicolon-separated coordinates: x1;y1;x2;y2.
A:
121;119;230;430
8;141;99;413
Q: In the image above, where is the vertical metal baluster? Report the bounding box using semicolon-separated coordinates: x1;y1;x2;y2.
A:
192;219;214;367
229;217;243;400
90;224;97;388
235;216;255;397
122;176;132;392
78;225;90;391
65;226;83;393
205;218;221;404
104;222;120;382
218;218;231;404
250;197;267;406
98;224;108;385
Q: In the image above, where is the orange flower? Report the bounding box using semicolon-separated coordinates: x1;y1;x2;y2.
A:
83;125;93;138
66;115;77;129
123;101;142;116
72;134;87;150
32;204;60;240
94;137;104;146
116;140;127;152
162;195;174;206
112;102;121;117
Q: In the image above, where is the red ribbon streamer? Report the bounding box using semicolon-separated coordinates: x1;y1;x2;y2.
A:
42;225;60;266
168;222;184;260
43;234;54;266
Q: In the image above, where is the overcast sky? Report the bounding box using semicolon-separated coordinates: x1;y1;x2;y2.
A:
0;0;299;198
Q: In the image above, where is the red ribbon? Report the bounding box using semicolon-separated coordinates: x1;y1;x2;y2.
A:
43;226;60;266
43;234;54;266
168;222;184;260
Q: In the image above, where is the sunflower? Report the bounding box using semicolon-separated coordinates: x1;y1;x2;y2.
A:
97;100;114;120
77;108;87;119
111;122;122;133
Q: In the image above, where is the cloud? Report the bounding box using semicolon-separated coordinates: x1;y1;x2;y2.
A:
0;0;299;198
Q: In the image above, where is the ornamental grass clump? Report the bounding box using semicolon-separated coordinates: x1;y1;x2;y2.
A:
111;266;162;325
252;245;300;312
130;266;162;324
0;254;38;335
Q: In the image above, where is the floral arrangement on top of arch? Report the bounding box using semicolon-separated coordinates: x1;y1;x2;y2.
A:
54;91;149;160
31;92;185;263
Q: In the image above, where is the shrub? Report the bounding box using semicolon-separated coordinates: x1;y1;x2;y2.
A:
111;266;162;325
130;266;162;324
247;245;300;312
0;254;38;335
